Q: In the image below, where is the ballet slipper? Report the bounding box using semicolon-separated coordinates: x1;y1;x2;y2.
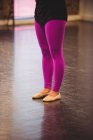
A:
32;88;51;99
43;92;61;102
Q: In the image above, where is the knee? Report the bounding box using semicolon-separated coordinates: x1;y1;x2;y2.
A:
50;47;62;59
41;47;51;58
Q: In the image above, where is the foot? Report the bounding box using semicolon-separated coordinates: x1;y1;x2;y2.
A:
43;90;61;102
48;90;60;96
32;88;51;99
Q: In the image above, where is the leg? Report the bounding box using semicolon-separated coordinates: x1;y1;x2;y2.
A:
34;20;53;89
45;20;67;92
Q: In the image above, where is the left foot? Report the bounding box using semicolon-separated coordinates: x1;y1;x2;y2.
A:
32;88;51;99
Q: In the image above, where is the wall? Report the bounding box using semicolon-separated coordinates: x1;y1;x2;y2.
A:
14;0;35;19
0;0;80;20
0;0;80;25
80;0;93;21
0;0;13;19
66;0;80;15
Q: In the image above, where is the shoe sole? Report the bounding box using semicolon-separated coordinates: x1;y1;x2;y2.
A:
32;93;49;99
43;96;61;102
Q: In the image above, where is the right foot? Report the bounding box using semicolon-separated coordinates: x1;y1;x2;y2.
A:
32;88;51;99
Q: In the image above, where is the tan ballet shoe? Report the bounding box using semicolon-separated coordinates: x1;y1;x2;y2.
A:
43;92;61;102
32;88;51;99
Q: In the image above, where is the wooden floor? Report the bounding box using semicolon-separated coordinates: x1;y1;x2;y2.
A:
0;21;93;140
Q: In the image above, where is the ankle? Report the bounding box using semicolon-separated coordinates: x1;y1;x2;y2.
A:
40;88;51;93
50;90;59;95
44;88;51;91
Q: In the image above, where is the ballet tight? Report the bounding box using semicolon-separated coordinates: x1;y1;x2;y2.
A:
34;20;67;92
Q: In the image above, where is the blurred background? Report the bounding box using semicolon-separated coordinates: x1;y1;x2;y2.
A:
0;0;93;26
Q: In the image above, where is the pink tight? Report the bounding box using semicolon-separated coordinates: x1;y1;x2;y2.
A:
34;19;67;92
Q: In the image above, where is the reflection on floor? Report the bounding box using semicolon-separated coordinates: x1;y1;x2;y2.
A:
0;21;93;140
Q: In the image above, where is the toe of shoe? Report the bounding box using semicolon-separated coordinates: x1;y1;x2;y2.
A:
32;95;37;99
32;94;40;99
43;97;52;102
32;93;48;99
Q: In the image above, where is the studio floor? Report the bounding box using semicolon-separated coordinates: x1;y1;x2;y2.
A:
0;21;93;140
